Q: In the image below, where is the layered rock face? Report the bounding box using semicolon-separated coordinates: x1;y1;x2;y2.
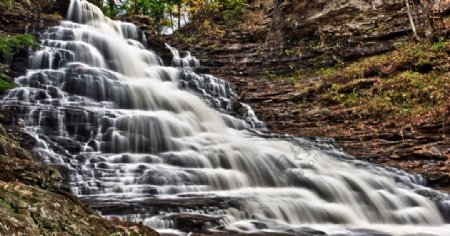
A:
169;0;443;77
280;0;408;57
0;0;66;35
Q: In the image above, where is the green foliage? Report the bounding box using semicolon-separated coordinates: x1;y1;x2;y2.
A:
331;90;361;107
255;46;263;55
326;64;448;118
0;34;39;60
316;67;336;79
93;0;248;32
283;49;294;56
272;38;450;120
221;0;247;27
0;72;14;91
94;0;187;33
0;0;11;10
207;43;218;50
0;194;19;213
0;197;15;211
431;40;446;51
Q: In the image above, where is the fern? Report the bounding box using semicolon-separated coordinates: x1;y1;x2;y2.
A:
0;34;39;60
0;72;14;91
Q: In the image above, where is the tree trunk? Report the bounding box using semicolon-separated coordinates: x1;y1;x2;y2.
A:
405;0;420;41
108;0;115;16
177;3;182;30
170;11;174;32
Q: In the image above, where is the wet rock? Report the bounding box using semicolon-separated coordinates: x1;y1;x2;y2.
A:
169;213;223;232
291;227;326;236
345;228;391;236
51;136;83;154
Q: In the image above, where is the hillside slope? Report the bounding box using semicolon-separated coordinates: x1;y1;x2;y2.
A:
165;0;450;190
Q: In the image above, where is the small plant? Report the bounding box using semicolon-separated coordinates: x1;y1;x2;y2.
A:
283;49;294;56
255;46;263;55
416;58;432;69
431;40;446;51
400;71;422;88
184;36;195;44
0;197;14;211
207;43;219;50
0;72;14;91
316;67;336;78
431;38;448;51
409;46;426;58
0;34;39;61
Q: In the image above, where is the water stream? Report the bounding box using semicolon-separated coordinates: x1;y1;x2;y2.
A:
2;0;450;235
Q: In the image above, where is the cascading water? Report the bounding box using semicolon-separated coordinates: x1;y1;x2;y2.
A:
2;0;450;235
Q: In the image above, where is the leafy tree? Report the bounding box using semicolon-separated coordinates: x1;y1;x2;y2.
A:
84;0;248;35
168;0;183;30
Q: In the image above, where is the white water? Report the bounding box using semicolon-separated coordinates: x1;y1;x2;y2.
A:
2;0;450;235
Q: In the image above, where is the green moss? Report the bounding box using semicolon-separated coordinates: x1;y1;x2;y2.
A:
332;91;361;107
259;37;449;121
207;43;219;50
293;38;450;120
431;40;447;51
0;72;14;91
0;34;39;60
283;49;295;56
0;71;9;80
316;67;337;79
0;198;14;211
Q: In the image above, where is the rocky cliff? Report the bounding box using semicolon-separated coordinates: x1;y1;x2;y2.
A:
168;0;449;76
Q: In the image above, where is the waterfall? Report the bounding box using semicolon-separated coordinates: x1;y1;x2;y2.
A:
2;0;450;235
